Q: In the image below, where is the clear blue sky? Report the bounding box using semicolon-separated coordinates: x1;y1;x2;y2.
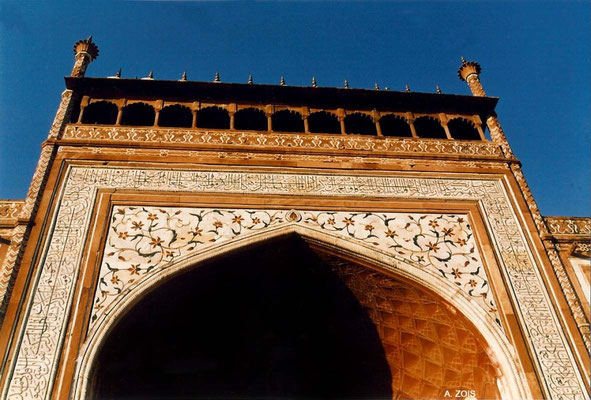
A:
0;1;589;217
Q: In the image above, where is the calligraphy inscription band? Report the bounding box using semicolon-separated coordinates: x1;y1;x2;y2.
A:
3;166;587;399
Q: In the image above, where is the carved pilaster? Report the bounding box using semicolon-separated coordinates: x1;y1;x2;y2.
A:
48;90;75;140
458;59;515;159
17;144;54;222
457;53;591;348
465;74;487;97
0;225;27;318
486;115;515;159
510;163;590;351
0;80;76;318
71;53;92;78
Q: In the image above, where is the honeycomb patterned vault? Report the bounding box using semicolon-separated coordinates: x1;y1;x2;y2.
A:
321;254;501;400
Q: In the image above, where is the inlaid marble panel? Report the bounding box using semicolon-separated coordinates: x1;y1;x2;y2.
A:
3;166;587;399
91;207;497;331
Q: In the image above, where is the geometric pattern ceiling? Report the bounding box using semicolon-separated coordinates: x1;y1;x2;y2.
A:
322;254;501;400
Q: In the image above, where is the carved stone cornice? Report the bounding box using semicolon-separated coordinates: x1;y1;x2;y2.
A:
61;125;507;160
0;201;24;227
546;217;591;259
56;145;511;171
544;216;591;237
573;242;591;257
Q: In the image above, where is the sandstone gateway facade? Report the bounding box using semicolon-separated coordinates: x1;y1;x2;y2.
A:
0;37;589;399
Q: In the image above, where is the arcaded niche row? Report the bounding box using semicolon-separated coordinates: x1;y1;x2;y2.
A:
72;99;486;141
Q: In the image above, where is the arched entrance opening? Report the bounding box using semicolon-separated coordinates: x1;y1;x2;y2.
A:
90;235;393;399
88;233;503;399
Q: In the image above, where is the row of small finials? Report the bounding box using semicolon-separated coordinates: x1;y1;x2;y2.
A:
107;69;444;94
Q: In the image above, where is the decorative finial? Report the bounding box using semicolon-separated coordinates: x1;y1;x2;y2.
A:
73;36;99;61
457;58;482;81
405;84;411;92
344;79;349;89
312;76;317;88
374;83;380;90
280;76;286;86
141;71;154;80
248;75;253;84
436;85;442;94
180;71;187;81
107;68;122;79
384;86;389;90
213;71;221;83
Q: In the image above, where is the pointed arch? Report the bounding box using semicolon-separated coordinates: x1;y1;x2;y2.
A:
74;223;531;400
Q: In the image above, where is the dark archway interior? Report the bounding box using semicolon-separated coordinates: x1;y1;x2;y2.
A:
81;101;118;125
120;103;155;126
344;113;376;135
272;110;305;133
308;111;341;134
413;117;447;139
91;235;392;400
234;108;268;131
196;106;230;129
447;118;481;140
379;115;412;137
159;105;192;128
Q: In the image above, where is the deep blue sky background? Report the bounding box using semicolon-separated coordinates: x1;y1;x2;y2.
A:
1;1;589;216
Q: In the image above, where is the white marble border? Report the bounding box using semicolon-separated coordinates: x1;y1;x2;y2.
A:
3;165;587;399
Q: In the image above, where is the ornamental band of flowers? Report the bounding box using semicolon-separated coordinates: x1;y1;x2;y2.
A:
92;206;498;332
4;167;585;400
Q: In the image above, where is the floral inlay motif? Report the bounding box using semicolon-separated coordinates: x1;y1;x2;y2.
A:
7;168;583;400
301;211;493;307
92;207;497;331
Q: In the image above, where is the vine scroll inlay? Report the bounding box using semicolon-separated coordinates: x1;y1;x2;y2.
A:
3;167;587;400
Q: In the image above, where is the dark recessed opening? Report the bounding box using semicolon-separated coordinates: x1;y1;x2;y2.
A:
344;113;376;136
196;106;230;130
413;116;447;139
271;110;305;133
308;111;341;134
120;103;155;126
379;114;412;137
447;118;481;140
70;98;82;123
91;235;392;400
234;108;268;131
159;104;192;128
81;101;118;125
